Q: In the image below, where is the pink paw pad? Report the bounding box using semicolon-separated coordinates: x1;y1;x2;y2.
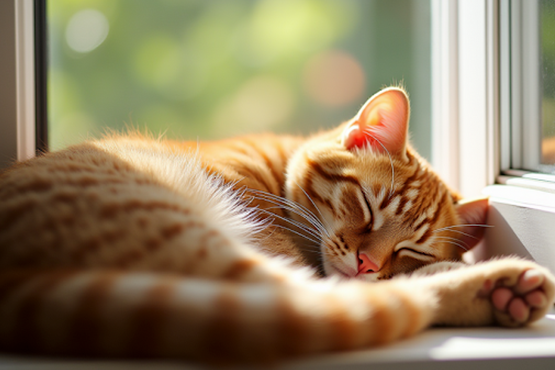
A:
489;269;547;324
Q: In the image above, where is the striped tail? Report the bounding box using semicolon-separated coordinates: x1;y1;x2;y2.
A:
0;270;436;364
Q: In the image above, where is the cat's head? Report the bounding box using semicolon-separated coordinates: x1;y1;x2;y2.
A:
285;87;488;281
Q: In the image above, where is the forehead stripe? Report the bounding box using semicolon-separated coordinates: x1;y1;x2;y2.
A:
413;190;446;236
406;177;447;228
395;194;411;215
308;159;360;186
415;228;432;244
359;187;373;224
379;167;419;211
302;173;339;218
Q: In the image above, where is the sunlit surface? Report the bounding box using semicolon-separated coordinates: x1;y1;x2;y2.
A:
429;336;555;360
48;0;431;158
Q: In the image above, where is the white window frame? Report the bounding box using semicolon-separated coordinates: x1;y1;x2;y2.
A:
0;0;36;170
432;0;555;273
502;0;542;172
432;0;498;198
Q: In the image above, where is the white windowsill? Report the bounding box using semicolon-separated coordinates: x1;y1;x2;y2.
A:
470;183;555;276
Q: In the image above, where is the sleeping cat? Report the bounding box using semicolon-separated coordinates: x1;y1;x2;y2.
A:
0;87;553;364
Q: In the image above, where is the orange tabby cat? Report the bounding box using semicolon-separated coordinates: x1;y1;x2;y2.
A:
0;87;553;364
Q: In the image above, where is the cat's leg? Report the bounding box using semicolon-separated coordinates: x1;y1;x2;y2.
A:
417;257;555;327
408;260;467;276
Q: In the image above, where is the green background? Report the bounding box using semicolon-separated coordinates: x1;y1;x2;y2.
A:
48;0;432;159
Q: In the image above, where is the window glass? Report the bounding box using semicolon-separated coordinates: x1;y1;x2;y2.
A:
48;0;431;159
542;0;555;165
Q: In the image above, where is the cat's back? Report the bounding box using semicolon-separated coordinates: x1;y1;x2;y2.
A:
0;137;203;213
0;136;258;272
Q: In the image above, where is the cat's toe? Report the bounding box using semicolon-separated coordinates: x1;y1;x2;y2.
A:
516;269;544;293
491;287;512;311
525;290;546;308
507;297;529;323
491;286;531;324
491;268;554;327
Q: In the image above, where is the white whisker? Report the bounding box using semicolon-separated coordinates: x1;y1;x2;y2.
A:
433;224;493;233
263;206;323;240
268;224;322;246
245;188;330;238
292;180;333;236
434;236;469;251
432;228;479;240
248;194;326;237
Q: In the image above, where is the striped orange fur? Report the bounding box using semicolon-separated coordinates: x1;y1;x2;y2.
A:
0;87;554;364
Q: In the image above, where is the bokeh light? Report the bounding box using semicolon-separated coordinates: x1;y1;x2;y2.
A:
232;0;355;67
213;75;295;137
65;9;109;53
303;50;366;107
133;36;207;101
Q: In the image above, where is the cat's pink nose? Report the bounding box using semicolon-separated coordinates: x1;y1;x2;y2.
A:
357;252;379;274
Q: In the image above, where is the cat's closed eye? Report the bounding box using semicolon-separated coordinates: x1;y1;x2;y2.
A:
361;193;373;232
397;247;435;261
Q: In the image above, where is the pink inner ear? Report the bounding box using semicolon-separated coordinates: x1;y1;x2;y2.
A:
455;198;489;250
342;88;409;157
343;123;381;150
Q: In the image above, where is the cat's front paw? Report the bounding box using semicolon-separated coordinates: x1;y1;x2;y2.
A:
479;267;555;327
429;258;555;327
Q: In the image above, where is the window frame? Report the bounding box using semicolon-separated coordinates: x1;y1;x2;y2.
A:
431;0;499;198
498;0;555;190
430;0;555;271
501;0;542;172
0;0;41;170
35;0;48;154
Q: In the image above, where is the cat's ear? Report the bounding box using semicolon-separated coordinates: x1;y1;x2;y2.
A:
342;87;410;160
454;198;489;250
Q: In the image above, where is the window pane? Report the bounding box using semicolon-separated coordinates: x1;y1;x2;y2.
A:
48;0;431;159
543;0;555;166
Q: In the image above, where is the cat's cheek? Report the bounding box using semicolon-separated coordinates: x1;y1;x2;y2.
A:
321;258;348;279
321;258;336;278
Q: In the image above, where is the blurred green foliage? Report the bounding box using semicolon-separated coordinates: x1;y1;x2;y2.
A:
48;0;431;158
543;0;555;139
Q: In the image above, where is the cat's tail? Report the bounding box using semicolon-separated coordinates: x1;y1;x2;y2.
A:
0;269;436;364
